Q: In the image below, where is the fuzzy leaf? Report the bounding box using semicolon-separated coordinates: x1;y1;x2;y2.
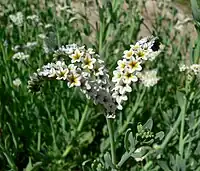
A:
143;118;153;131
104;152;116;169
176;91;186;109
155;131;165;141
124;128;132;151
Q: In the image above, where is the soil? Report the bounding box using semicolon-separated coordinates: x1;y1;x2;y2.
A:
71;0;197;42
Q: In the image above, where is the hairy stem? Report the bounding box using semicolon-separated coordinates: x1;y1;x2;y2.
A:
77;102;89;132
179;103;186;159
106;117;117;168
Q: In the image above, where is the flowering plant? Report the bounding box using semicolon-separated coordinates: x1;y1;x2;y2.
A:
27;36;163;170
28;36;162;118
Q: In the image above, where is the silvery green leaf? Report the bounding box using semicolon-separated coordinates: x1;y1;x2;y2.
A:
43;32;57;54
176;155;186;171
176;91;186;109
157;161;171;171
124;128;132;151
191;0;200;23
131;146;150;162
128;132;136;150
143;118;153;131
104;152;116;169
155;131;165;141
194;141;200;155
25;157;33;171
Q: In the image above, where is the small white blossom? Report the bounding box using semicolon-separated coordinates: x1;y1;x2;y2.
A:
123;70;138;84
67;72;81;88
139;69;160;87
13;78;21;87
112;70;122;83
56;68;69;80
123;49;134;59
12;45;21;52
117;59;127;71
12;52;29;60
135;48;148;60
81;53;96;70
45;24;53;28
70;49;84;63
190;64;200;75
25;41;37;49
27;15;39;23
114;80;132;94
38;34;46;39
179;64;189;72
127;57;142;73
9;12;23;26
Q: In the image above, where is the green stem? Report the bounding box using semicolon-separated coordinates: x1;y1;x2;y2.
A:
118;88;146;135
62;145;73;157
160;114;182;149
106;117;117;168
179;103;186;159
77;102;89;132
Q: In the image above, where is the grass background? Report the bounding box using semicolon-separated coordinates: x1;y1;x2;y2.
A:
1;0;200;171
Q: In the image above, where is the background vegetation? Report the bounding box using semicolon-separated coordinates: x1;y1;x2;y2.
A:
0;0;200;170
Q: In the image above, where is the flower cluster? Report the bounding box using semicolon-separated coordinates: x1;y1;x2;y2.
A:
28;37;162;118
28;44;116;118
138;69;160;88
12;52;29;61
179;64;200;75
111;37;161;110
27;15;40;23
9;12;24;26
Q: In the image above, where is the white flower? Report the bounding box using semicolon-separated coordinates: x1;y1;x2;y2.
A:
13;78;21;87
115;80;132;94
127;57;142;73
56;68;69;80
38;34;46;39
12;45;21;52
123;70;138;84
12;52;29;60
48;68;57;78
68;64;77;73
112;91;127;103
112;70;123;83
190;64;200;75
112;91;127;110
70;49;84;63
27;15;39;23
25;41;37;49
123;49;134;59
55;61;66;68
87;48;95;55
81;53;96;70
67;73;81;88
93;62;104;76
55;44;77;55
139;69;160;87
45;24;53;28
130;43;141;51
179;64;189;72
135;48;148;60
9;12;23;26
117;59;127;71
